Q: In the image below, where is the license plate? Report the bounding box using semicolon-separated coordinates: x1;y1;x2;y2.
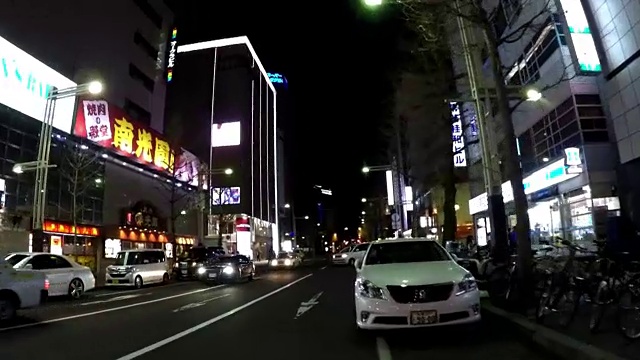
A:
112;280;119;284
410;310;438;325
181;270;187;275
208;273;217;279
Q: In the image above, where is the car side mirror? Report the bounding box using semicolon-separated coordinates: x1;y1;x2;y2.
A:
24;264;33;270
354;259;363;271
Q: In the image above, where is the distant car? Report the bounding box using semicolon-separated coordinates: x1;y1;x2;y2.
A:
174;247;220;280
332;243;369;266
270;252;302;269
197;255;255;284
5;252;96;299
354;238;480;330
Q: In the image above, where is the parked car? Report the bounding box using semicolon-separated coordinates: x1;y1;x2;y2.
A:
5;252;95;299
0;258;49;321
106;249;170;289
354;238;480;330
197;255;255;284
270;252;302;269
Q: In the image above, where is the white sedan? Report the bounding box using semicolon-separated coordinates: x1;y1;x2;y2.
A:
5;252;96;299
354;238;480;330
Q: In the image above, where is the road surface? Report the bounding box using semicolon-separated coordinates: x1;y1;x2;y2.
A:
0;265;553;360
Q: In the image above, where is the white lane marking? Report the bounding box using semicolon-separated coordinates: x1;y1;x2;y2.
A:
91;282;187;298
172;294;230;313
0;285;225;332
81;293;151;306
376;337;393;360
294;291;323;319
321;266;327;270
116;274;314;360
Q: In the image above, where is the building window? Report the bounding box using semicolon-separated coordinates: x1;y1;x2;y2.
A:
134;32;159;60
124;98;151;126
129;64;155;92
506;15;559;86
133;0;163;29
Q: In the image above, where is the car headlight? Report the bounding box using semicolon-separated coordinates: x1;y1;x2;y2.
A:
197;267;206;275
456;273;477;295
192;262;197;267
355;278;387;300
284;259;292;266
270;260;278;266
222;265;235;274
341;254;347;258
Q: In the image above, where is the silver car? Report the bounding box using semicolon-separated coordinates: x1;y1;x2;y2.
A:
106;249;170;288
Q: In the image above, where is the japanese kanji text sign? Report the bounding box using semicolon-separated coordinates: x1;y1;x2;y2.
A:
74;99;175;172
450;102;467;167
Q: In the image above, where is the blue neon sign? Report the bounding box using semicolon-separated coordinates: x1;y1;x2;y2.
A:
267;72;287;86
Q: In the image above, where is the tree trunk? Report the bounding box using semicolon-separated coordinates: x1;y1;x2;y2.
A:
442;162;458;242
479;4;533;310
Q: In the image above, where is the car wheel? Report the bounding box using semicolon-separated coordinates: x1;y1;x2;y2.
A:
68;278;85;300
134;276;143;289
162;273;170;284
0;294;17;322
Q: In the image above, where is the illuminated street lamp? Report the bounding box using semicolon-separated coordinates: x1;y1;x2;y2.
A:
344;227;349;231
224;168;233;175
284;203;291;208
361;198;367;203
361;166;370;173
364;0;383;6
526;89;542;102
361;211;366;215
304;215;310;220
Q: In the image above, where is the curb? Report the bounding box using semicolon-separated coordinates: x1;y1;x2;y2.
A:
482;301;626;360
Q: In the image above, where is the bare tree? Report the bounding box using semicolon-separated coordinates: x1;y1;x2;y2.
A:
59;142;102;243
395;0;578;308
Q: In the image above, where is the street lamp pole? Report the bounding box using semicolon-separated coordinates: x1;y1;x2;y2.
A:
31;81;103;232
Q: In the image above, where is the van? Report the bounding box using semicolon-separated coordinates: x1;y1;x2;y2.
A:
105;249;169;288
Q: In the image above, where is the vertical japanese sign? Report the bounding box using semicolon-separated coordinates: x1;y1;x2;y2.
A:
167;28;178;82
82;100;112;142
450;102;467;167
559;0;601;72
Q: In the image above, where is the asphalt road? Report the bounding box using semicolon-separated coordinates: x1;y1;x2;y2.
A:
0;265;554;360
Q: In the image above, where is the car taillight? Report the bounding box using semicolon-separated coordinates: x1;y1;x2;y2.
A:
44;279;50;290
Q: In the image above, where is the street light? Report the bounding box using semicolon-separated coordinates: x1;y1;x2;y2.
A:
304;215;309;220
361;166;370;173
361;198;367;203
224;168;233;175
364;0;383;6
284;203;290;208
361;211;366;215
344;227;349;231
526;88;542;102
26;80;103;231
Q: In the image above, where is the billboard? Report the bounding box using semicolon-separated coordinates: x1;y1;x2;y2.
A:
74;99;177;172
174;149;202;186
0;34;77;133
211;121;241;147
211;187;241;205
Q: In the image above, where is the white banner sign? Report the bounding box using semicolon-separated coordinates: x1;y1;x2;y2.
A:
82;100;112;142
451;102;467;167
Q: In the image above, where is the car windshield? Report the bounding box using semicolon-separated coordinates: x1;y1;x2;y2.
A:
364;241;451;265
180;247;212;261
212;256;236;264
5;254;28;266
277;252;292;259
114;252;132;266
339;247;351;253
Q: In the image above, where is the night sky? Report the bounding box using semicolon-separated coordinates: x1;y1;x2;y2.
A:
169;0;402;231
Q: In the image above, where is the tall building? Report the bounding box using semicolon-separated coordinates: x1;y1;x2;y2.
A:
165;36;280;258
585;1;640;229
0;2;203;280
460;1;619;246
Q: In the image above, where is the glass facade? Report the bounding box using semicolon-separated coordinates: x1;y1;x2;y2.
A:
517;94;610;173
0;104;104;227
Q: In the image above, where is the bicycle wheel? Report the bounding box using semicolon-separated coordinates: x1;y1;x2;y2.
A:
589;280;609;333
617;287;640;339
535;274;553;323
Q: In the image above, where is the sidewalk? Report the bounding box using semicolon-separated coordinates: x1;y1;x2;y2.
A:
482;299;637;360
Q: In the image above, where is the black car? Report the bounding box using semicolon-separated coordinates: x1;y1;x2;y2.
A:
175;247;220;280
197;255;255;284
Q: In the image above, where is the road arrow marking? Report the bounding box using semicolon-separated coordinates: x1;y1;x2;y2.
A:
172;294;230;313
294;291;323;319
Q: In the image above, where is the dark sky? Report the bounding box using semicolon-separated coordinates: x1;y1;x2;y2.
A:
169;0;401;230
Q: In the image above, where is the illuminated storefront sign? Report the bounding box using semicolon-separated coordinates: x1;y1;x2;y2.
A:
74;99;176;172
0;34;77;133
559;0;601;72
564;147;583;174
267;72;286;85
43;220;100;236
469;156;582;215
211;121;241;147
167;28;178;82
451;102;467;167
212;187;241;205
